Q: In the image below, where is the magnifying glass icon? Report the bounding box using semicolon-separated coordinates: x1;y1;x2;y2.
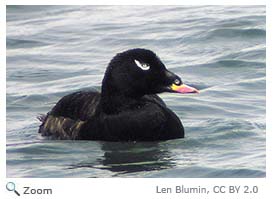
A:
6;182;20;196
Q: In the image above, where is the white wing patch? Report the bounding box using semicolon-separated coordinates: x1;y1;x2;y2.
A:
134;59;150;71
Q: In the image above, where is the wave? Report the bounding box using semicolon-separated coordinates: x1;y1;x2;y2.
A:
206;28;265;39
216;15;265;28
214;59;265;67
216;46;265;62
183;59;265;71
146;166;265;178
7;38;49;49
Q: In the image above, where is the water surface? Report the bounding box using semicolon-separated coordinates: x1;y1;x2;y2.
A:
6;5;265;177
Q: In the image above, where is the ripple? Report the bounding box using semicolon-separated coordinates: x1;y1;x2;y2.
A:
207;28;265;39
7;38;49;49
145;166;265;178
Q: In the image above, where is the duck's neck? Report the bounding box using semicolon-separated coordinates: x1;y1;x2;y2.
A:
99;62;145;114
100;80;141;114
100;94;136;114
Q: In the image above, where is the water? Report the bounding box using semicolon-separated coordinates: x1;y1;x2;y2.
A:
6;6;265;178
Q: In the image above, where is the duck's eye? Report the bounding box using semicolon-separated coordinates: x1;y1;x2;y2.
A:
134;59;150;71
174;79;181;85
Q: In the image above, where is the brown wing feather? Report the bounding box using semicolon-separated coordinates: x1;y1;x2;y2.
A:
38;90;100;139
38;115;84;139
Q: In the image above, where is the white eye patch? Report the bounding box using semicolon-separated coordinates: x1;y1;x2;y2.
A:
134;59;150;71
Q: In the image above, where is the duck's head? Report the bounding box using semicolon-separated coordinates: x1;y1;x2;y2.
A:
101;48;199;98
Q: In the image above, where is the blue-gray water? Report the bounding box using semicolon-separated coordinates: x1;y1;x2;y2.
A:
6;6;265;178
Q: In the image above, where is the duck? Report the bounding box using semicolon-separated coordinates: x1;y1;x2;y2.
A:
38;48;199;141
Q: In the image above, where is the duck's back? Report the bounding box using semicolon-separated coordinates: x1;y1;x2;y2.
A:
51;91;100;120
38;91;100;139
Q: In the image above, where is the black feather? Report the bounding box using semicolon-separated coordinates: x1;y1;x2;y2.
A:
38;49;185;141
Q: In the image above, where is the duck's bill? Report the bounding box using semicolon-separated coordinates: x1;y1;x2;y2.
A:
170;83;199;94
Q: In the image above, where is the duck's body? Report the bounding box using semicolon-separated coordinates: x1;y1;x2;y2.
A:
39;91;184;141
38;49;198;141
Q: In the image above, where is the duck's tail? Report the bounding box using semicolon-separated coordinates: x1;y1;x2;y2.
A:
37;114;47;122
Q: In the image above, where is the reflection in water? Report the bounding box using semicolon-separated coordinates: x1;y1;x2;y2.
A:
69;141;175;177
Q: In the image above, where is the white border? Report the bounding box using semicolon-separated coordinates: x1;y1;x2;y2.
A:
4;0;268;5
1;0;7;187
2;1;272;199
266;0;273;183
